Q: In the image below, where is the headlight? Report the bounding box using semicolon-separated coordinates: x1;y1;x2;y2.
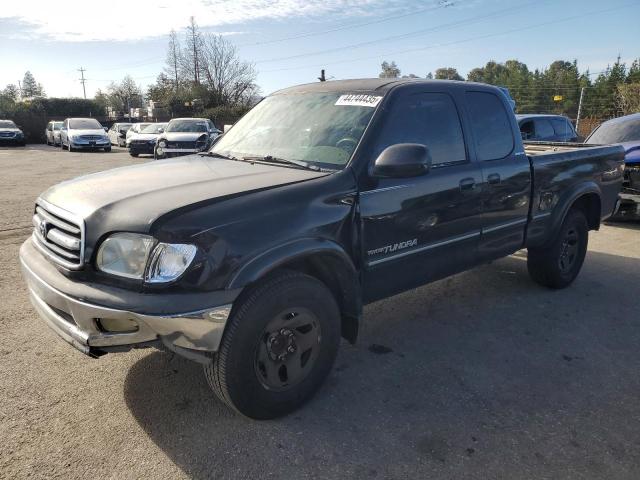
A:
146;243;197;283
158;140;166;148
96;233;155;279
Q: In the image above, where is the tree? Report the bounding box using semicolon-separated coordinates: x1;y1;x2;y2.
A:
184;16;203;85
379;61;400;79
21;71;45;98
2;84;19;102
616;83;640;115
165;30;181;91
434;67;463;81
198;34;258;106
107;75;144;115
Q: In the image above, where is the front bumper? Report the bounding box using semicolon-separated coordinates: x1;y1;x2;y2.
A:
0;136;25;144
20;238;238;361
129;143;155;154
70;140;110;149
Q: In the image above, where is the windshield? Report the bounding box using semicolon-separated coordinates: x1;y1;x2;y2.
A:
69;118;102;129
587;118;640;144
0;120;17;128
53;122;63;130
211;92;380;169
167;120;207;133
142;123;167;134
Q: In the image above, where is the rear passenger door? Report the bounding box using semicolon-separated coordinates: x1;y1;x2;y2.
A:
465;91;531;261
360;90;483;302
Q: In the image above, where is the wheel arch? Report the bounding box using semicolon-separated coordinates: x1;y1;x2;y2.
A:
227;238;362;344
545;183;601;245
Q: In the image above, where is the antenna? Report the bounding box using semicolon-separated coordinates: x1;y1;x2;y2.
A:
78;67;87;99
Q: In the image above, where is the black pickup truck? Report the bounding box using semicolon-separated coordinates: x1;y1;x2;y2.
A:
20;79;624;419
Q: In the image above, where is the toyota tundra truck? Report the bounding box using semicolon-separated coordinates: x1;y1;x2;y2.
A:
20;79;625;419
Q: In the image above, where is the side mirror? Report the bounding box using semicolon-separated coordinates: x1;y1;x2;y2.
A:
157;127;164;133
103;127;108;132
372;143;432;178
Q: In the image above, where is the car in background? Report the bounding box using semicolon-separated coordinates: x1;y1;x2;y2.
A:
586;112;640;218
127;122;167;157
154;118;221;160
0;119;26;146
108;122;133;147
60;118;111;152
517;114;579;142
45;121;64;146
125;122;152;143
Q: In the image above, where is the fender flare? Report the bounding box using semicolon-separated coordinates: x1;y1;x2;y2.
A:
544;182;601;245
227;238;362;343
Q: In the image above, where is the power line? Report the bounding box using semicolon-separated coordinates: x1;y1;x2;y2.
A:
255;1;542;64
261;2;638;73
237;0;455;47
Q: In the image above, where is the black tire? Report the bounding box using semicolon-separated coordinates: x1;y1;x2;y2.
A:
527;209;589;289
130;152;138;157
204;271;341;419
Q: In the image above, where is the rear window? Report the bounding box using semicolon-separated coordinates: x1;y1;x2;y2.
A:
534;119;555;138
551;118;574;137
466;91;514;161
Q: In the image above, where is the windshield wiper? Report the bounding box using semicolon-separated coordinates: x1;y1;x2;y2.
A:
200;151;239;161
242;155;321;171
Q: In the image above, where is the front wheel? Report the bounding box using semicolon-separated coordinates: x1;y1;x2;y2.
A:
527;209;589;289
204;271;341;419
104;147;111;152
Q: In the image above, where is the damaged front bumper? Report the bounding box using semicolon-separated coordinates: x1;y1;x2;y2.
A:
20;238;239;363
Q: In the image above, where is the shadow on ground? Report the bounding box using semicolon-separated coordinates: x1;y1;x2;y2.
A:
125;251;640;479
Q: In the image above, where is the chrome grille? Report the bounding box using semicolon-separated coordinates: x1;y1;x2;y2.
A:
32;200;85;269
0;131;15;137
167;140;196;149
80;135;102;141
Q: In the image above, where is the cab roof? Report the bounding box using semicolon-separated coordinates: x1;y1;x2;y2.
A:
272;78;487;95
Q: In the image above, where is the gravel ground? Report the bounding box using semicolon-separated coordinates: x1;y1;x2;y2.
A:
1;144;639;480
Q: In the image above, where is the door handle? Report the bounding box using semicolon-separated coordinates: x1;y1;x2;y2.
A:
487;173;501;185
459;178;476;191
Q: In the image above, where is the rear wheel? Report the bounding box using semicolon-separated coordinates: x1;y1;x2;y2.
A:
527;209;589;289
130;152;139;157
204;271;341;419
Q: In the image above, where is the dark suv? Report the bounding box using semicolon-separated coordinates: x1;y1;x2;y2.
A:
517;114;579;142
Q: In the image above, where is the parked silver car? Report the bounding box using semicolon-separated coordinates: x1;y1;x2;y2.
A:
60;118;111;152
45;121;64;146
108;122;133;147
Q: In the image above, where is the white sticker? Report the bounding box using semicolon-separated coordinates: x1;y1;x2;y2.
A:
335;94;383;108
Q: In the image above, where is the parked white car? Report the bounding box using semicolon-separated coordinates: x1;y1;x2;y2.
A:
108;122;133;147
125;122;152;143
45;121;64;146
127;123;167;157
60;118;111;152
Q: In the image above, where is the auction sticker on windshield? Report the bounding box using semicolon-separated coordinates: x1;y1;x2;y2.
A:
335;94;383;107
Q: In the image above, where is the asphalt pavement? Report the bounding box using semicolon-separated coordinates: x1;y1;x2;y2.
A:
1;144;639;479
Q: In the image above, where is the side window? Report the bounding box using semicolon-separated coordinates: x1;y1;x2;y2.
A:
374;92;466;166
466;91;514;161
534;119;555;139
520;120;535;140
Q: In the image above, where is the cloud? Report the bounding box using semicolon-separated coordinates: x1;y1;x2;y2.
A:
0;0;410;42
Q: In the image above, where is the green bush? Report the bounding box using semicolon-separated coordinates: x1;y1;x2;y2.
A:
201;104;251;129
0;98;105;143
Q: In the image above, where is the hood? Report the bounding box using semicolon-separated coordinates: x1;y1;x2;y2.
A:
69;128;106;136
620;141;640;165
41;155;328;245
130;133;159;141
162;132;208;142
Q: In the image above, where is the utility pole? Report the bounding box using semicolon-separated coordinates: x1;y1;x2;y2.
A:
78;67;87;99
575;87;585;135
17;80;22;100
318;69;326;82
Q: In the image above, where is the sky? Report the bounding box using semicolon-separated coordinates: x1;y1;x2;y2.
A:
0;0;638;99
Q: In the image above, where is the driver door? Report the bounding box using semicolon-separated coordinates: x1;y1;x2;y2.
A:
359;90;483;302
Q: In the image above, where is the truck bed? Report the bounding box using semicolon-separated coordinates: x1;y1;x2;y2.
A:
524;140;608;156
